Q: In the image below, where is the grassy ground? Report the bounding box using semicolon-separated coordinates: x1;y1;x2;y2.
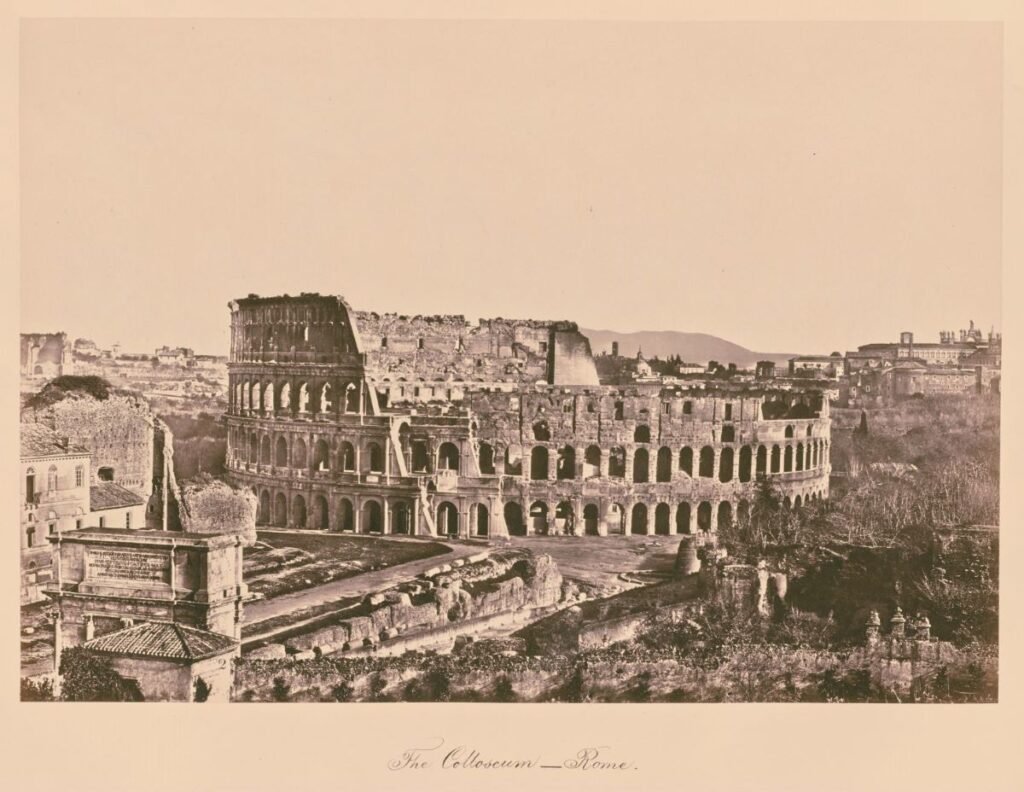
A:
245;531;450;600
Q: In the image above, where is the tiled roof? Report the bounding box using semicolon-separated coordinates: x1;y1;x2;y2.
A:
90;482;146;511
20;423;90;458
83;621;238;661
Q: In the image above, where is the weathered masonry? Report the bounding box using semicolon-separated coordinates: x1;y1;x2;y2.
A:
225;294;831;539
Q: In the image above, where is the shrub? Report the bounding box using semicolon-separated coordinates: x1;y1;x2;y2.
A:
59;648;143;702
193;676;212;702
20;677;54;702
271;677;290;702
493;675;517;703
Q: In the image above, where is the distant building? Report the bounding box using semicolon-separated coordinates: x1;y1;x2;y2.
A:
20;424;92;603
676;361;705;375
21;333;74;379
90;482;147;531
845;322;999;372
788;354;843;379
156;346;195;365
755;361;776;380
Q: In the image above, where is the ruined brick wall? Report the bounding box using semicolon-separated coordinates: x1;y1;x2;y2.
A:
41;395;154;496
21;332;72;377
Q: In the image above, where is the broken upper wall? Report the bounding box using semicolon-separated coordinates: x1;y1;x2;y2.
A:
21;332;73;377
229;294;364;365
356;311;600;386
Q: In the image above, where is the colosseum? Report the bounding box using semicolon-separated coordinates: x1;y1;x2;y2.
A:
225;293;831;539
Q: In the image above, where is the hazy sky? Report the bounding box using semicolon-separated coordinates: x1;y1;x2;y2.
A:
20;20;1002;356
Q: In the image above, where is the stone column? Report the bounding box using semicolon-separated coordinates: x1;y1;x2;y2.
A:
624;449;634;482
599;450;610;478
385;437;392;484
382;499;390;535
353;497;362;534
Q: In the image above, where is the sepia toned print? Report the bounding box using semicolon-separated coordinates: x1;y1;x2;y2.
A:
19;18;1000;705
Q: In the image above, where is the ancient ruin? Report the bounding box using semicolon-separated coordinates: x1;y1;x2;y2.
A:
225;294;832;540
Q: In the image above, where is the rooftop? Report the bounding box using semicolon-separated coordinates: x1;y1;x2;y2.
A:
83;621;238;662
20;423;90;459
90;482;146;511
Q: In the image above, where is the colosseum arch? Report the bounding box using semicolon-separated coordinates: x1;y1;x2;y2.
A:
504;501;525;536
784;446;793;472
556;446;575;480
656;447;672;482
737;499;750;525
583;445;601;478
261;436;271;465
532;420;551;442
478;443;496;474
292;437;308;469
278;381;291;411
313;439;330;471
337;498;354;532
338;441;355;472
437;442;460;472
739;445;752;482
697;501;712;532
392;500;413;535
634;425;651;443
771;445;781;473
583;504;600;535
633;448;649;483
676;502;691;534
756;445;767;476
531;447;550;480
274;492;287;526
297;383;310;413
655;503;671;535
717;502;733;531
718;447;734;482
796;442;804;471
504;444;523;476
367;442;384;473
680;447;694;476
794;494;803;509
311;494;329;530
435;501;458;535
530;501;549;534
785;425;794;438
344;383;359;413
473;503;489;537
555;501;574;533
275;437;288;467
699;446;715;478
630;503;648;535
258;490;271;524
249;434;259;463
260;382;272;412
606;503;625;534
292;494;307;528
608;447;626;478
363;500;384;533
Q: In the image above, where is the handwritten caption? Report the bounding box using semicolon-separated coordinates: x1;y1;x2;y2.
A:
388;739;636;772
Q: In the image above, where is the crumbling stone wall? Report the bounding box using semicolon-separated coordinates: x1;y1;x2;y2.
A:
253;549;563;659
33;394;154;495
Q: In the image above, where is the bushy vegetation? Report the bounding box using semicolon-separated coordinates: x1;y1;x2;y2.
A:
58;648;143;702
23;375;114;409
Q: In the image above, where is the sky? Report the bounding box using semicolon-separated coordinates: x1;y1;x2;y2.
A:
20;20;1002;356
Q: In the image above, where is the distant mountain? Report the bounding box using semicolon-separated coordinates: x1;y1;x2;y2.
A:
581;329;795;368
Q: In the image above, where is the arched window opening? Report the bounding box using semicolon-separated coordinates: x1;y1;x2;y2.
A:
656;447;673;482
654;503;671;535
583;445;601;479
474;504;489;537
313;439;330;471
478;443;495;475
583;504;600;535
556;446;575;480
634;425;651;443
606;503;625;535
344;383;359;413
292;494;307;529
717;502;733;531
680;447;694;476
676;503;691;534
337;499;354;532
530;447;549;480
529;501;548;535
697;501;713;532
739;446;752;483
718;447;734;483
438;442;460;472
532;421;550;442
363;501;383;534
721;425;735;443
258;491;271;525
504;445;523;476
411;441;429;473
756;445;767;476
367;443;384;473
784;446;793;472
796;443;804;472
608;446;626;478
274;493;288;526
555;501;575;533
312;495;329;530
630;503;648;535
699;446;715;478
504;502;525;536
633;448;650;483
97;466;114;482
292;437;307;469
339;442;355;472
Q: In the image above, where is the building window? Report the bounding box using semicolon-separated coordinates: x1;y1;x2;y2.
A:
48;466;58;491
417;338;424;350
683;401;693;415
539;341;548;353
25;469;35;504
48;522;56;535
126;512;132;529
75;465;84;487
99;516;106;528
75;519;82;530
26;527;35;548
381;336;388;349
724;403;733;420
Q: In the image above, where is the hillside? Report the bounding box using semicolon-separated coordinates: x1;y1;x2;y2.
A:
582;329;796;368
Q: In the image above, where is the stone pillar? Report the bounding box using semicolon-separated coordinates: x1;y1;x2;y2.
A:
382;499;390;535
890;607;906;639
413;497;421;536
915;614;931;641
385;437;392;483
353;498;361;534
355;446;362;482
571;497;584;536
599;451;610;478
547;446;555;481
624;450;634;482
865;610;881;647
689;505;699;535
